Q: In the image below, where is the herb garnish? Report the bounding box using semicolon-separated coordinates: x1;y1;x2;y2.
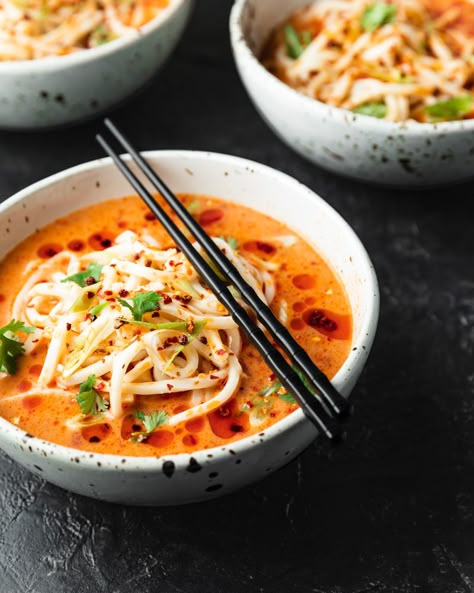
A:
88;301;110;318
117;291;162;321
131;410;169;443
353;102;387;118
219;236;239;250
187;200;201;215
62;262;103;287
361;2;397;32
76;374;109;416
424;95;472;122
0;320;35;375
284;24;311;59
163;320;207;371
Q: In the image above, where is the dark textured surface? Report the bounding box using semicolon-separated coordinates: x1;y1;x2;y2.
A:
1;1;474;592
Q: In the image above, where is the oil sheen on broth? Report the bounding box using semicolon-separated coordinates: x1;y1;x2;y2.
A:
0;195;352;456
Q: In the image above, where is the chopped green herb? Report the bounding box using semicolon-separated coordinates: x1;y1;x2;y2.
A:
218;236;239;250
90;24;115;47
62;262;103;288
187;200;201;215
424;95;472;121
175;278;200;299
89;302;110;318
117;291;162;321
353;102;387;118
279;392;297;404
75;374;109;416
361;2;397;32
284;24;311;59
131;410;169;442
70;283;100;312
257;380;283;398
120;319;206;333
0;320;35;375
163;320;207;371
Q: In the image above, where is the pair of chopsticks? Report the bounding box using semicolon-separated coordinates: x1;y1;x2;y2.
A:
96;119;350;441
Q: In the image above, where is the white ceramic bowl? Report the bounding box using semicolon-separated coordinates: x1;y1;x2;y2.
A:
0;151;379;505
230;0;474;187
0;0;192;130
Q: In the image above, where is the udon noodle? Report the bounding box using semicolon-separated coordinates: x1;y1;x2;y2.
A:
0;0;169;61
8;230;275;430
262;0;474;122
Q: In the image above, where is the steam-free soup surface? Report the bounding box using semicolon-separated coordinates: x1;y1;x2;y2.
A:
0;195;352;456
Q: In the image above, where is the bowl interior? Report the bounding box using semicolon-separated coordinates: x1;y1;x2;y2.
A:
0;151;378;405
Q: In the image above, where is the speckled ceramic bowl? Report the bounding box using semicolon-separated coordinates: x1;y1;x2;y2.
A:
0;151;379;505
230;0;474;187
0;0;192;130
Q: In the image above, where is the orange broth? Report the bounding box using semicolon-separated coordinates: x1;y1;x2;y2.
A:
0;194;352;456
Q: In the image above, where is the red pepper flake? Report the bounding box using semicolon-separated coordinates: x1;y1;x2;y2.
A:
178;335;188;345
66;323;72;331
245;401;254;408
200;336;208;345
306;309;338;332
145;259;152;267
86;291;95;299
144;211;156;221
162;294;172;304
84;276;96;286
209;374;218;380
151;311;160;318
218;406;230;417
104;290;113;296
216;349;226;356
118;289;129;297
176;294;192;304
166;383;173;391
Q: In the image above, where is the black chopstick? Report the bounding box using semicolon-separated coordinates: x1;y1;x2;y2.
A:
103;118;350;420
96;131;342;441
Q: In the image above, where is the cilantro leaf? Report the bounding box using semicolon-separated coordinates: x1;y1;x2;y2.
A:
0;320;35;375
361;3;397;32
284;24;311;59
131;410;169;442
62;262;103;288
353;102;387;118
76;374;109;416
424;95;472;122
117;291;162;321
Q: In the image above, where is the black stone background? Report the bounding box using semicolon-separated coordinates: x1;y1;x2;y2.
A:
1;1;474;591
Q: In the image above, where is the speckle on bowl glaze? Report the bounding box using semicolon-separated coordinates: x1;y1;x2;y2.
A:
230;0;474;187
0;150;378;505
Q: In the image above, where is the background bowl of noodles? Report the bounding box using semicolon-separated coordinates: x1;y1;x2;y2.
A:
0;151;379;505
0;0;192;130
230;0;474;187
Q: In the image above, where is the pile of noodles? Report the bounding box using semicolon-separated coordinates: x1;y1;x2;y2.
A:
10;230;275;428
264;0;474;122
0;0;168;61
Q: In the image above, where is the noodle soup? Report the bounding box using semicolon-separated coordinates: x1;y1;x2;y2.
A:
0;194;352;457
262;0;474;122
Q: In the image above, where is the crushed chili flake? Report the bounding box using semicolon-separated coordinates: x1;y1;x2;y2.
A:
200;336;208;345
84;276;96;286
178;335;188;345
216;349;226;356
176;294;192;304
166;383;173;391
66;323;72;331
118;289;129;297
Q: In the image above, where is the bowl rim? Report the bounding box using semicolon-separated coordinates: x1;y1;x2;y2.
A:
0;0;189;73
0;149;379;471
229;0;474;136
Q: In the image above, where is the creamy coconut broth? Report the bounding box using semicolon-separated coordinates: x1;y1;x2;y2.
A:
0;194;352;456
